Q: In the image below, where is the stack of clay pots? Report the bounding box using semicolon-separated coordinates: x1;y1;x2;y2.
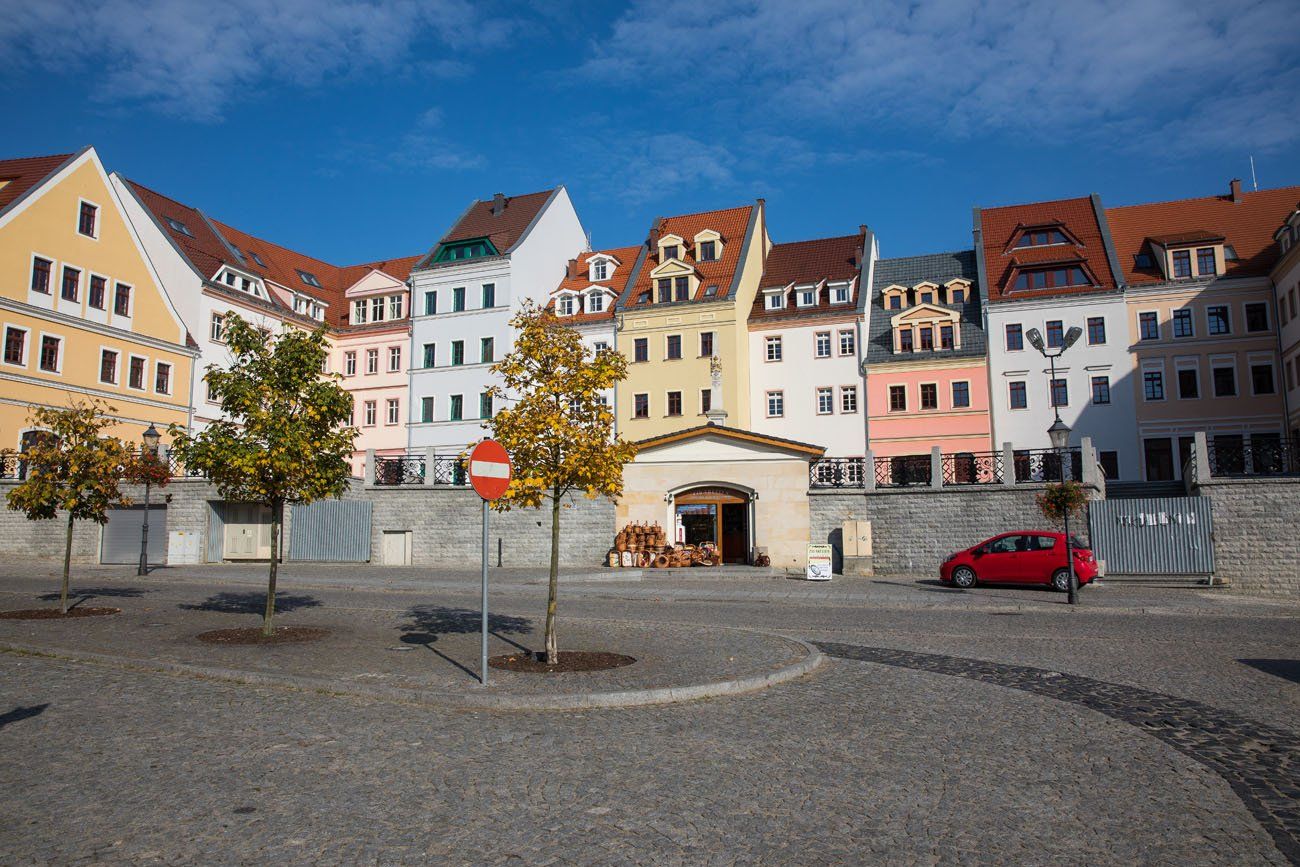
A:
607;523;722;568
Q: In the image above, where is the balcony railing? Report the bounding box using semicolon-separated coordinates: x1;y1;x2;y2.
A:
809;447;1085;489
373;454;467;487
940;451;1004;486
1206;436;1300;478
1009;448;1083;483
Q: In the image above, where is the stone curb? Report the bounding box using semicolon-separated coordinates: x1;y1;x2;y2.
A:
0;630;825;712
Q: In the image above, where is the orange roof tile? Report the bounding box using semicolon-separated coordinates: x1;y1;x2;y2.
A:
978;195;1118;303
546;245;643;324
623;204;756;309
0;152;75;214
748;232;865;325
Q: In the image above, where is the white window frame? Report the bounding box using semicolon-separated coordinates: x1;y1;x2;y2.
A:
1141;362;1167;402
840;385;858;414
1206;304;1231;336
363;400;377;427
814;331;831;358
386;398;400;426
765;335;782;362
1007;379;1028;411
366;347;379;375
795;286;816;308
766;390;784;418
830;282;851;305
838;329;856;357
764;290;785;310
587;291;605;313
558;294;575;316
591;259;609;281
816;386;834;415
153;360;173;396
950;379;971;408
389;295;403;320
665;389;684;418
2;324;30;368
388;345;402;373
1171;307;1195;339
1137;309;1161;342
112;282;132;318
918;380;940;411
887;383;907;413
37;333;63;375
632;392;650;419
665;333;683;361
29;252;57;297
353;299;368;325
77;197;101;240
344;351;357;377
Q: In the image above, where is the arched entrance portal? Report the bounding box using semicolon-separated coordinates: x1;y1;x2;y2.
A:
672;485;752;565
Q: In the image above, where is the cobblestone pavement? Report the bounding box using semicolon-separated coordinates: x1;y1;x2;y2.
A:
1;567;1298;864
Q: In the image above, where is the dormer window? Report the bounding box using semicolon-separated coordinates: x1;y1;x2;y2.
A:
1014;228;1069;248
657;278;672;303
1196;247;1217;276
434;238;497;262
796;286;816;307
764;291;785;310
1172;250;1191;278
249;250;266;267
949;287;966;304
224;271;236;286
1012;266;1088;291
704;284;719;297
353;299;368;324
830;282;851;304
297;269;322;288
699;240;717;261
592;259;608;281
899;329;913;352
558;294;575;316
1224;245;1238;261
919;290;934;304
662;245;679;262
1135;252;1154;269
165;217;193;237
588;292;605;313
637;291;649;304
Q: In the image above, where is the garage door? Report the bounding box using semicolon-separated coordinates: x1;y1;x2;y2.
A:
100;505;168;565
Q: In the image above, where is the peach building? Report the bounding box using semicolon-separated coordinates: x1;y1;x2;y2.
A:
863;250;991;480
1106;180;1297;480
1273;203;1300;443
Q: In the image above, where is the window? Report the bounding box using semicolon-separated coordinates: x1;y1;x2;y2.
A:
422;343;436;368
817;387;833;414
388;295;403;320
224;272;236;287
919;326;934;351
939;324;954;350
1009;380;1027;409
452;287;465;312
658;279;672;304
674;276;689;302
424;291;437;316
1050;378;1069;407
841;385;858;413
1172;308;1194;338
1012;267;1087;291
371;297;386;323
814;332;831;358
634;393;649;418
1091;375;1111;405
1046;320;1064;347
634;338;648;363
889;385;907;412
1087;316;1106;345
419;396;434;423
667;334;682;360
78;201;97;237
386;399;400;425
60;266;79;302
839;330;855;356
797;287;815;307
479;392;493;419
765;335;782;362
700;389;712;414
113;283;131;316
699;331;714;357
765;292;784;310
588;293;604;313
1178;367;1200;399
594;341;609;355
1139;311;1159;340
363;348;377;375
449;394;463;421
1172;250;1192;278
352;300;368;324
1143;370;1165;401
165;217;193;237
39;335;60;372
450;341;464;366
128;356;145;389
698;240;716;261
100;349;118;384
704;284;721;298
243;278;254;295
949;287;966;304
297;270;321;288
1207;305;1230;335
1196;247;1216;276
919;290;934;305
480;337;494;363
558;295;575;316
1015;228;1068;247
1099;451;1120;480
31;257;52;293
1213;364;1236;397
831;283;851;304
593;260;609;280
388;346;402;372
363;401;377;426
3;327;25;365
155;362;171;394
1245;302;1269;333
899;329;914;353
1251;363;1276;395
887;294;902;311
952;381;970;408
667;391;682;416
1005;323;1023;351
920;383;938;410
249;250;266;267
481;283;495;308
344;351;356;376
662;245;679;261
766;390;784;417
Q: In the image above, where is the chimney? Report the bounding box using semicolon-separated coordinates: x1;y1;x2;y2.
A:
491;192;506;216
1230;178;1243;203
566;258;579;279
648;217;663;249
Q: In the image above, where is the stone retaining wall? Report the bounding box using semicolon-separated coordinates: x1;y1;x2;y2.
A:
1192;477;1300;595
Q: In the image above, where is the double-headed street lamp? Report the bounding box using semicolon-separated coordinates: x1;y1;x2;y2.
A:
1025;325;1082;605
138;423;160;576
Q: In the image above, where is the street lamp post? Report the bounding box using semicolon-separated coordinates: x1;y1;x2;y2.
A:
1025;326;1083;605
138;423;160;576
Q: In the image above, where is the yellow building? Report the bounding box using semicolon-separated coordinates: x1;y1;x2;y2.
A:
615;202;770;438
0;148;197;451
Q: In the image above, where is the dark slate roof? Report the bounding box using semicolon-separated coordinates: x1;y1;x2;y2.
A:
865;250;985;365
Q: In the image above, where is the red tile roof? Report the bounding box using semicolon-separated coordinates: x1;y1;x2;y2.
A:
546;245;643;324
748;232;865;325
125;179;250;288
432;189;557;258
978;196;1118;303
623;204;756;309
0;152;75;214
1106;184;1300;286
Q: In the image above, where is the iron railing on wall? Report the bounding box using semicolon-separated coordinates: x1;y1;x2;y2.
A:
809;446;1085;489
1206;436;1300;478
940;451;1004;486
809;458;865;488
373;454;467;487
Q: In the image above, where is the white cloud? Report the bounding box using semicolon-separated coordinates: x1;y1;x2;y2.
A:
580;0;1300;155
0;0;516;122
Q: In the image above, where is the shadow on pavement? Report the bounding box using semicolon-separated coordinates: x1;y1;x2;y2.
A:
178;592;323;615
38;587;149;610
399;606;534;680
0;703;49;729
1239;659;1300;685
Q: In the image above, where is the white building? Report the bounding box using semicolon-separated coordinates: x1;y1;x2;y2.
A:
976;195;1140;480
407;188;587;454
746;231;874;457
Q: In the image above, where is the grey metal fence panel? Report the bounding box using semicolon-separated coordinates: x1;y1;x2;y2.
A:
206;502;224;563
1088;496;1214;575
288;500;371;562
100;505;168;564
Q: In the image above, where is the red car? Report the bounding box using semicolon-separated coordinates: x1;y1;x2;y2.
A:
940;531;1099;591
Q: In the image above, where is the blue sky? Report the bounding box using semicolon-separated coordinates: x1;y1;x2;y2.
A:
3;0;1298;266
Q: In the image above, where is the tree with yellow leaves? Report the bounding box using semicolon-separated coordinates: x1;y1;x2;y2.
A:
168;315;355;636
486;301;636;662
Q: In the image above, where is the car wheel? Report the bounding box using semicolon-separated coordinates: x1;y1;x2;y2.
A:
1051;569;1072;592
951;566;977;589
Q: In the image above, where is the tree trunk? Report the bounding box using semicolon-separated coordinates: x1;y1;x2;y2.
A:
544;489;561;663
60;512;74;615
263;501;281;637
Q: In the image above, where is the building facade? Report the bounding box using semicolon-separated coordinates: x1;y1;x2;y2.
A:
0;149;197;450
864;250;991;473
407;188;586;455
1274;203;1300;443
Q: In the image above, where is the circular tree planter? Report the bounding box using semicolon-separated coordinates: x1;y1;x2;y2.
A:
196;626;328;645
0;607;121;620
489;651;636;674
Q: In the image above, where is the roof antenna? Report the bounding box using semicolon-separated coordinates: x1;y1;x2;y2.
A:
1249;155;1259;191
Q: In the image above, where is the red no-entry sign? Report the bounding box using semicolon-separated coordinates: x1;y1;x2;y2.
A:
468;439;512;501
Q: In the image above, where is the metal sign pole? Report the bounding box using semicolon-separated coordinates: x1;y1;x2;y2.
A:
480;497;489;685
